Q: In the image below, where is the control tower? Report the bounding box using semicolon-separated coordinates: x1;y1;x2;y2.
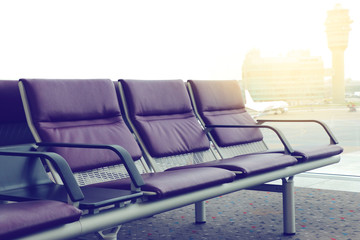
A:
325;4;352;104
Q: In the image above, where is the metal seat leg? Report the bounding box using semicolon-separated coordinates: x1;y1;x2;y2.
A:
282;176;296;235
195;201;206;224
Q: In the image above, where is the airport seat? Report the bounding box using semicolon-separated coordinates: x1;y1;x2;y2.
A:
0;80;84;204
0;80;149;239
19;79;236;200
187;80;343;161
0;80;83;239
1;80;148;209
0;200;82;240
118;79;297;176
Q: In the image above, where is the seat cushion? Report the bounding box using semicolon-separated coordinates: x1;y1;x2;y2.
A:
0;200;82;239
120;79;210;158
0;80;35;146
267;145;343;161
20;79;143;172
292;145;343;161
0;80;28;123
134;114;210;158
203;110;264;146
90;167;236;199
166;153;298;177
188;80;263;147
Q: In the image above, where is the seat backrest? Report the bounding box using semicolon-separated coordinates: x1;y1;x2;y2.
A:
118;79;217;171
19;79;145;185
0;80;34;146
188;80;268;158
0;80;52;192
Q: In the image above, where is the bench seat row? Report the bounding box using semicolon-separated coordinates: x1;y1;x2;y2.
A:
0;79;342;239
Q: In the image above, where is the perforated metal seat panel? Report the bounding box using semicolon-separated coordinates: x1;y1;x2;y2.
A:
74;160;147;186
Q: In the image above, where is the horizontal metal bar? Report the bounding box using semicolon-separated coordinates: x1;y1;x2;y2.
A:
79;156;340;235
20;155;340;239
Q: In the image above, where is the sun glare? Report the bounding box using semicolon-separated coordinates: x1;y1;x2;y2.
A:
0;0;358;80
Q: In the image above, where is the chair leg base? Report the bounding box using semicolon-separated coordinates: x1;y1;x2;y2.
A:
283;232;296;236
195;220;207;224
98;225;121;240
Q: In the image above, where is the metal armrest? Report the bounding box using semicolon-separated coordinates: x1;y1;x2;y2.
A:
205;124;294;154
256;119;338;144
36;142;145;188
0;150;84;202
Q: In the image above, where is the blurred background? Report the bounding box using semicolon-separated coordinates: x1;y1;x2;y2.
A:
0;0;359;177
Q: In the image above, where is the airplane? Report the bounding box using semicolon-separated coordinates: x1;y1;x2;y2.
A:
244;90;289;116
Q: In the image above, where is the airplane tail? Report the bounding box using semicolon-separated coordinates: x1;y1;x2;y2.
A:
244;90;254;104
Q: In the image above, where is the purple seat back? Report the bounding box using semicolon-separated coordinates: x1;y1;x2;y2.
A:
188;80;263;147
20;79;142;172
0;80;34;146
120;79;210;158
